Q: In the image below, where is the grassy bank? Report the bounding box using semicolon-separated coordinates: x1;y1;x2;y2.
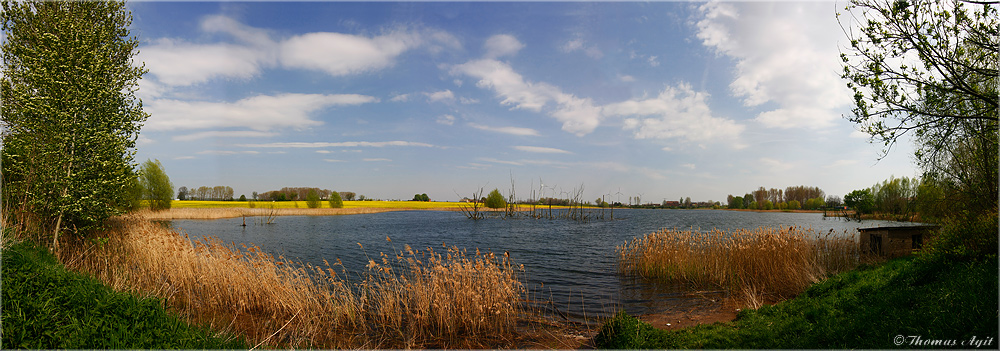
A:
595;255;998;348
1;241;246;349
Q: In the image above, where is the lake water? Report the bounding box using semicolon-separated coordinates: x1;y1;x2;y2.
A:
167;209;921;322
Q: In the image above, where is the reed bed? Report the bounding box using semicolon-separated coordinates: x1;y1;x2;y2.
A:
58;215;525;348
617;227;859;308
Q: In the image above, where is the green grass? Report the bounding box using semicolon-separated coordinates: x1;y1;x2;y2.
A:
595;255;998;349
2;241;247;349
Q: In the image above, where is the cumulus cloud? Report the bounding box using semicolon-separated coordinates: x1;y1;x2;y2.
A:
141;16;457;91
451;59;602;136
696;2;852;129
483;34;524;58
145;93;376;132
425;90;455;103
468;123;540;136
172;130;277;142
603;84;745;148
280;31;422;76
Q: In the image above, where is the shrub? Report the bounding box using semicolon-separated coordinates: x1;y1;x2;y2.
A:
306;189;321;208
328;191;343;208
484;189;506;209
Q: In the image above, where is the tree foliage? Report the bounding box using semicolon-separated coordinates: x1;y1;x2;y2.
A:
1;0;147;248
306;189;321;208
839;0;998;216
844;189;876;214
138;159;173;211
484;189;506;209
328;191;344;209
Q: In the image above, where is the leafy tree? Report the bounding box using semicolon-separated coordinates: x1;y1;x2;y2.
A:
139;159;173;211
306;189;321;208
484;189;506;209
412;193;430;202
328;191;344;208
742;194;754;209
786;200;801;210
177;186;188;201
339;191;356;201
238;194;246;201
840;0;998;215
123;175;143;212
728;196;744;209
1;0;146;249
844;189;875;215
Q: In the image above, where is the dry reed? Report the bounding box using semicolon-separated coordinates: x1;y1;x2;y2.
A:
617;226;858;308
58;214;525;348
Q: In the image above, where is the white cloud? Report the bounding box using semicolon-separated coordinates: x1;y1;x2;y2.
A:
324;159;345;163
315;150;332;154
173;156;196;160
137;136;155;145
437;114;456;125
603;84;745;148
696;2;852;129
172;130;277;141
237;141;435;148
425;90;455;103
363;158;392;162
140;39;271;87
141;16;457;91
513;146;572;154
483;34;524;58
618;74;636;82
451;59;602;136
468;123;540;136
560;37;603;59
390;93;411;102
280;30;422;76
197;150;260;155
145;93;376;132
681;163;696;170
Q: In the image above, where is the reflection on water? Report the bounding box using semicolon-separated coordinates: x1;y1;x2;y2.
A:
167;209;924;323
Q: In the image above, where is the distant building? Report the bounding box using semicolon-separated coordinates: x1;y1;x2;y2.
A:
859;225;939;258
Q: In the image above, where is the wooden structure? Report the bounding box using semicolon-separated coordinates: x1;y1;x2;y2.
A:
858;225;939;258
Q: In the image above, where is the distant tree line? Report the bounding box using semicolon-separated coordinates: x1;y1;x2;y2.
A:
177;186;234;201
725;185;831;210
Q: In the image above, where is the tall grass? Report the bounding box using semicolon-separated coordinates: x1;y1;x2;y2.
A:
617;227;859;308
58;215;525;348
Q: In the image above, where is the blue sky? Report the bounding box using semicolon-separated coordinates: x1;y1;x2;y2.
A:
128;1;919;203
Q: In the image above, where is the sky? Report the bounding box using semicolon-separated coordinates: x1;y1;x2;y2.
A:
127;1;920;203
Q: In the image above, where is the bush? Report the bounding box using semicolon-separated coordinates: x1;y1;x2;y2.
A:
920;211;998;262
484;189;506;209
328;191;343;208
306;190;321;208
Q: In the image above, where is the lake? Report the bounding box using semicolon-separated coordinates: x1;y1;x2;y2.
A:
167;209;920;323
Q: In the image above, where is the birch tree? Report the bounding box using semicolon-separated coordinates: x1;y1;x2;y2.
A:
1;0;147;250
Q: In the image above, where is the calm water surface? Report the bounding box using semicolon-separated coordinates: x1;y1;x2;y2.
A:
168;209;921;321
